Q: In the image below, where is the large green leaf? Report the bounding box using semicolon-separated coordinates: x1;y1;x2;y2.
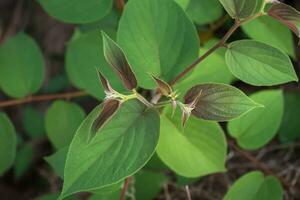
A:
279;93;300;142
0;32;45;98
0;112;17;175
60;99;160;198
66;30;123;99
185;0;223;25
223;171;283;200
228;90;283;150
219;0;265;19
176;39;235;94
45;100;85;149
117;0;199;89
157;107;227;177
242;16;295;58
184;83;260;121
38;0;113;24
225;40;298;86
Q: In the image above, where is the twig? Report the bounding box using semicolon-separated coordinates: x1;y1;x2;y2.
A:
115;0;125;13
0;91;87;108
169;21;240;86
120;177;131;200
185;185;192;200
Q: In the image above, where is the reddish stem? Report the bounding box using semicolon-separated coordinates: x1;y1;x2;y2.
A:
120;177;131;200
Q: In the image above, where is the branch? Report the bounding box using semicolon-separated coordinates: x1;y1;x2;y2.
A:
120;177;131;200
169;22;240;86
0;91;87;108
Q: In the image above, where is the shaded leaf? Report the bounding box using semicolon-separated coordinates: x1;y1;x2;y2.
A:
60;99;160;198
102;32;137;90
268;2;300;38
226;40;298;86
184;83;259;121
45;146;69;178
228;90;284;150
22;106;45;139
14;144;34;178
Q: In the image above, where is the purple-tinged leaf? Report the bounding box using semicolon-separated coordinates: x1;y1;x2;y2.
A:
184;83;260;122
150;75;173;97
90;99;121;141
102;32;137;90
268;2;300;37
96;69;115;94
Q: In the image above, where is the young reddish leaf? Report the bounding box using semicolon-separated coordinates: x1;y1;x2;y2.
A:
102;32;137;90
179;91;202;127
268;2;300;38
96;69;115;94
150;75;173;97
184;83;260;122
90;99;121;141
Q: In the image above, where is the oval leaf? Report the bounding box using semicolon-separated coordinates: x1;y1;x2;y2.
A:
223;171;283;200
0;32;45;98
228;90;283;150
268;2;300;38
157;107;227;177
38;0;113;23
45;100;86;149
184;83;259;121
0;112;17;175
218;0;264;19
117;0;199;89
102;32;137;90
226;40;298;86
60;99;160;198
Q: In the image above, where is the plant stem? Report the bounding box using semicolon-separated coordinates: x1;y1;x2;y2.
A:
169;21;240;86
0;91;87;108
120;177;131;200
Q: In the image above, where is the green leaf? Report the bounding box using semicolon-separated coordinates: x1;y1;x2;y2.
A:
117;0;199;89
225;40;298;86
61;99;160;198
66;30;124;99
45;146;68;178
37;0;113;24
268;2;300;38
89;192;120;200
35;193;79;200
228;90;284;150
218;0;265;19
0;32;45;98
14;144;34;178
157;107;227;177
45;100;85;149
22;106;45;139
0;112;17;175
174;0;190;9
184;83;260;121
223;171;283;200
279;93;300;142
102;32;137;90
135;171;168;200
242;16;295;58
185;0;223;25
176;39;235;94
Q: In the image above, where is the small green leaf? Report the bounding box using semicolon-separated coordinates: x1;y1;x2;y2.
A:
102;32;137;90
61;99;160;198
0;112;17;175
184;83;259;121
45;100;85;149
37;0;113;24
241;16;295;58
45;146;68;178
185;0;223;25
117;0;199;89
226;40;298;86
279;93;300;142
22;106;45;139
268;2;300;38
157;107;227;177
14;144;34;178
223;171;283;200
66;30;124;99
228;90;284;150
0;32;45;98
218;0;265;19
135;171;168;200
